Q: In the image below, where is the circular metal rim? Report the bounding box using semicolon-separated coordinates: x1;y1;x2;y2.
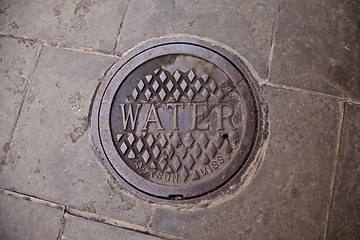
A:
91;36;261;201
99;44;256;198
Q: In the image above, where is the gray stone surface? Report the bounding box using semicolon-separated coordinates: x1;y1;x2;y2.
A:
0;0;129;51
0;0;359;239
116;0;279;79
327;103;360;240
0;193;63;240
62;214;161;240
270;0;360;101
0;36;39;173
0;46;152;226
150;86;340;239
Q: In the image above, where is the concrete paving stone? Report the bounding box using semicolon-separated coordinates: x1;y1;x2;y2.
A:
0;46;153;226
115;0;279;79
0;0;129;51
62;214;161;240
0;36;39;173
327;103;360;240
270;0;360;101
0;192;63;240
150;86;340;239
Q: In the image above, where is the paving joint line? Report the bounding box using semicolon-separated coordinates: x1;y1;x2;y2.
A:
10;43;43;136
313;72;351;99
0;187;65;211
346;99;360;105
264;82;358;102
0;43;43;170
42;41;122;59
56;211;67;240
266;0;282;82
0;32;122;59
0;188;184;240
0;32;42;44
2;32;359;105
9;43;42;139
113;0;131;53
322;101;345;240
147;206;156;229
66;207;186;240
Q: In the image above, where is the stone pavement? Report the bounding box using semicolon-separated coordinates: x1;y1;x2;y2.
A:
0;0;359;239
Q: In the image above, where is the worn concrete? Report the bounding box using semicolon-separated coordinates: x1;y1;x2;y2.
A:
116;0;279;79
62;214;161;240
150;87;340;239
0;36;39;173
270;0;360;101
0;192;63;240
0;46;153;226
327;103;360;240
0;0;359;239
0;0;129;51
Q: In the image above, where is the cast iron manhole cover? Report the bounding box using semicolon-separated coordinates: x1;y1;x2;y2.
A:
91;36;260;201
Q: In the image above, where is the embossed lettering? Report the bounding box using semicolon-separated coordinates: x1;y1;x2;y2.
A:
191;103;210;130
172;173;178;182
142;104;164;130
166;103;184;130
141;165;149;174
207;164;213;173
164;173;179;182
110;66;248;191
165;173;171;181
218;155;225;164
119;104;141;130
218;104;235;130
148;168;156;177
212;161;219;169
200;167;209;176
199;163;218;176
134;160;143;170
156;171;163;180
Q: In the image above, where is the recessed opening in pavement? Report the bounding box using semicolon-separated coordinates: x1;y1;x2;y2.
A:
91;36;261;202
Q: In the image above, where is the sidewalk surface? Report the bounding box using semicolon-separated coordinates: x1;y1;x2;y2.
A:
0;0;359;239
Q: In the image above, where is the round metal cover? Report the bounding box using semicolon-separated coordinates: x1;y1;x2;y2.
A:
91;36;259;200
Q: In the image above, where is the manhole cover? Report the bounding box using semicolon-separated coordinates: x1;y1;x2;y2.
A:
91;36;260;201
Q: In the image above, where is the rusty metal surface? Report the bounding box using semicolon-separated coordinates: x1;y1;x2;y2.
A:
91;37;260;200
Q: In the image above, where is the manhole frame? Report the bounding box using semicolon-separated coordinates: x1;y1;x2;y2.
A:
91;36;266;204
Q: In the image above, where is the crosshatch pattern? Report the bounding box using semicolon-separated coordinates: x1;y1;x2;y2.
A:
113;67;243;185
